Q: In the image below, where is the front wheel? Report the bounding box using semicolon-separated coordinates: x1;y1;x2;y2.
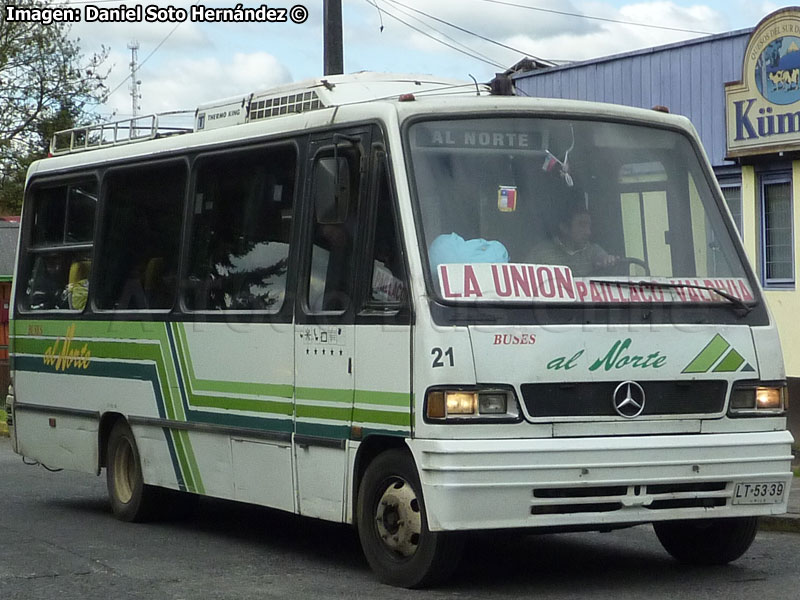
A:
106;420;158;522
356;449;463;588
653;517;758;565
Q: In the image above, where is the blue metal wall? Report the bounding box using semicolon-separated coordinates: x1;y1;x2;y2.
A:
514;30;752;168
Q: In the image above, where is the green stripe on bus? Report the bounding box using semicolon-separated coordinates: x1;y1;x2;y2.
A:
170;324;292;416
295;404;353;421
14;319;411;436
13;319;167;340
164;324;205;491
354;390;411;407
174;323;294;400
353;408;411;427
682;334;730;373
295;387;353;404
189;378;294;399
171;429;196;493
188;394;293;415
178;429;204;494
13;336;160;361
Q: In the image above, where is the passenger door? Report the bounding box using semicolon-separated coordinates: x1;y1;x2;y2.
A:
294;128;370;520
353;144;412;441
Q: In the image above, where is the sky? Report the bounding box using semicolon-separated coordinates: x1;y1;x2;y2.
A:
55;0;793;119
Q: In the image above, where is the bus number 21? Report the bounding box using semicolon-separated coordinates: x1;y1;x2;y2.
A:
432;347;454;368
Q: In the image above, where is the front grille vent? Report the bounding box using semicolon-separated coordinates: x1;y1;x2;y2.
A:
521;380;727;418
530;482;730;516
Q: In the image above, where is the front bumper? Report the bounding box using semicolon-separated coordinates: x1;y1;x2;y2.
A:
409;430;794;531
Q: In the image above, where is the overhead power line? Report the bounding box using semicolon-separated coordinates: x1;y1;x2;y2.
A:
364;0;508;70
475;0;713;35
372;0;503;67
105;23;183;100
381;0;554;66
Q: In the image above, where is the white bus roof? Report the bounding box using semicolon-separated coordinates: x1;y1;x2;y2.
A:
34;73;696;179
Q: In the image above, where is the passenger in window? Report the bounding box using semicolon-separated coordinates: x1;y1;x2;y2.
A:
529;202;618;277
66;259;91;310
27;255;67;310
116;258;149;310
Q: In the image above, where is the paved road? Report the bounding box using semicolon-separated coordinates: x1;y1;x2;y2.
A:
1;436;799;600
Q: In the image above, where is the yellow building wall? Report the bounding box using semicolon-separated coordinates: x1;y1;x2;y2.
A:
740;162;800;377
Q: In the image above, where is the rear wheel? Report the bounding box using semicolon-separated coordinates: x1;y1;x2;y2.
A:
356;449;463;588
106;421;158;522
653;517;758;565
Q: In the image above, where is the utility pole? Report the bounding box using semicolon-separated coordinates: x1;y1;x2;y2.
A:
323;0;343;75
127;41;142;117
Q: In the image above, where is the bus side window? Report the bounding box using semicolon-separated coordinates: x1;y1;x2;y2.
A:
368;153;406;305
184;144;296;312
22;181;97;312
308;149;360;313
97;162;186;311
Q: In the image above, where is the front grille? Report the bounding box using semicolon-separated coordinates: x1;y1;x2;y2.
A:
645;481;728;510
530;482;731;516
534;486;627;499
520;380;727;418
531;485;626;515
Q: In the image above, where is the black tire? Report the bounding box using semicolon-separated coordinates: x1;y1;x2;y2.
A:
653;517;758;565
356;449;464;588
106;420;159;522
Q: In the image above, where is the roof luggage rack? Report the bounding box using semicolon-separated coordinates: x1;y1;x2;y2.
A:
50;110;194;155
49;74;492;155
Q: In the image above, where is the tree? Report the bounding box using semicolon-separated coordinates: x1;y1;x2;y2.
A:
0;0;108;214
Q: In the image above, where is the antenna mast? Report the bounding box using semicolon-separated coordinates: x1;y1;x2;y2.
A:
127;41;142;117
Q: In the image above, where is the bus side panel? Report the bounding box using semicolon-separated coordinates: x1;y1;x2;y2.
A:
14;410;98;474
176;323;295;505
232;438;295;511
133;423;192;492
13;370;159;474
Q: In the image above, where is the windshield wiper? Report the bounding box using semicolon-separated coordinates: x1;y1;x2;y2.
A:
588;279;754;316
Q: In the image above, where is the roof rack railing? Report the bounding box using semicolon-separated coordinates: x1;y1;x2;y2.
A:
50;110;195;155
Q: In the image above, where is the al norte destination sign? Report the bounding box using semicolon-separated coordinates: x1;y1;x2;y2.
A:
726;8;800;158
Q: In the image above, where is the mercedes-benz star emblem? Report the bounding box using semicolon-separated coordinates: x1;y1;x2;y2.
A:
612;381;646;418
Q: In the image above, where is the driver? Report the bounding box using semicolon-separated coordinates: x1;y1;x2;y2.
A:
528;202;618;276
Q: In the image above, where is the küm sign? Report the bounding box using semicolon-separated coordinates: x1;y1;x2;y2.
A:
726;8;800;157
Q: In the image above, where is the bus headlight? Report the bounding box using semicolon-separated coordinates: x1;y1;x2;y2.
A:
425;387;520;423
729;381;787;415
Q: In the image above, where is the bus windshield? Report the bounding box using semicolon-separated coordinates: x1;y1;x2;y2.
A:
408;117;755;306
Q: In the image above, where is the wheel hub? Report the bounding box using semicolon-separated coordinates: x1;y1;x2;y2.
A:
375;479;422;557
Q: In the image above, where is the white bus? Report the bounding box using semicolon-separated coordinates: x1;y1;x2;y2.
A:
4;72;794;588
